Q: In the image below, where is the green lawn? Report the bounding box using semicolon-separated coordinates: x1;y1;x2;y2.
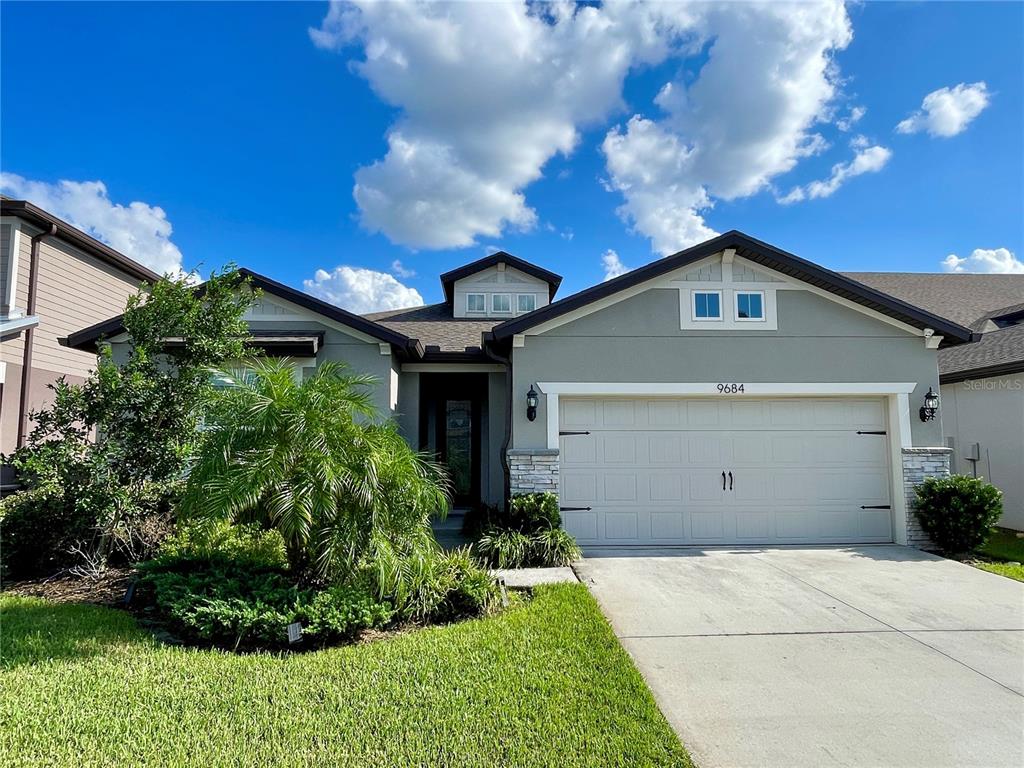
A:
0;584;692;768
974;528;1024;582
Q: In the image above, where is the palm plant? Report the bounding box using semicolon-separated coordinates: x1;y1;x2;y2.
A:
179;358;451;595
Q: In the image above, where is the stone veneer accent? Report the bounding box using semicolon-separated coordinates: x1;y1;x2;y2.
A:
902;447;953;549
508;448;559;496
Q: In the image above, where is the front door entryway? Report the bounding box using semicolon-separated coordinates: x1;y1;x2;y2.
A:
420;374;485;508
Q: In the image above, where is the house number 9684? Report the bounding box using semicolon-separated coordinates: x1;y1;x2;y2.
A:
717;383;745;394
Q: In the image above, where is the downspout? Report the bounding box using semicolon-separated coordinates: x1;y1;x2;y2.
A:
483;332;512;508
16;223;57;448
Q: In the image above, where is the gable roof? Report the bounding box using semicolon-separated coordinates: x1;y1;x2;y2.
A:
63;267;423;357
439;251;562;303
844;272;1024;331
489;231;977;346
1;198;161;283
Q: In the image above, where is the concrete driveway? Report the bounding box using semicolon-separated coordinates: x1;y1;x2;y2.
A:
575;546;1024;768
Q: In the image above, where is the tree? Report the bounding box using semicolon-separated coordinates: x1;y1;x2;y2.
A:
179;358;451;599
6;266;255;572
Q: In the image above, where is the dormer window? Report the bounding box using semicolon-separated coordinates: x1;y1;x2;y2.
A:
491;293;511;313
467;293;486;313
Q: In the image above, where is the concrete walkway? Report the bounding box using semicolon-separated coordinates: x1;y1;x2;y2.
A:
576;546;1024;768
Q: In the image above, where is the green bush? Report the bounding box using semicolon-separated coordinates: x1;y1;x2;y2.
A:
913;475;1003;554
140;563;394;651
0;486;94;579
403;547;500;623
147;519;288;572
476;526;581;569
508;492;561;532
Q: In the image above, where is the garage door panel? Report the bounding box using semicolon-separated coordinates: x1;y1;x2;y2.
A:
559;396;893;546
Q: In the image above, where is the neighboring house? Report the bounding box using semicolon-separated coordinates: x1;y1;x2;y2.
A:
847;273;1024;531
67;231;979;549
0;199;159;475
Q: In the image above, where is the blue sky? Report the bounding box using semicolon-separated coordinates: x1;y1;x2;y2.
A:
2;1;1021;311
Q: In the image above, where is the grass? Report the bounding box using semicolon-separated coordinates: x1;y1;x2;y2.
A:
0;584;692;768
973;528;1024;582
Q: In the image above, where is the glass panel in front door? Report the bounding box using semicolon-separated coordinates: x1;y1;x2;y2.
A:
445;400;473;498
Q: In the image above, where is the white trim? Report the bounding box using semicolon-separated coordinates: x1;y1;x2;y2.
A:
889;393;913;544
0;361;5;384
491;293;512;314
690;289;723;322
545;392;559;451
512;334;526;348
402;363;505;373
378;343;392;356
2;217;23;312
0;314;38;336
734;289;766;322
925;334;943;349
466;293;486;314
536;381;917;396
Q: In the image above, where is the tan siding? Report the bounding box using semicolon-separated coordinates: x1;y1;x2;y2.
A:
0;222;144;376
1;223;11;312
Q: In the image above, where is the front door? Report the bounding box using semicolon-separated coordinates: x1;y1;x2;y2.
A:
421;374;485;508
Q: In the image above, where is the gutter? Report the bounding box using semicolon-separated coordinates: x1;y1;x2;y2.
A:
482;331;512;508
16;223;57;448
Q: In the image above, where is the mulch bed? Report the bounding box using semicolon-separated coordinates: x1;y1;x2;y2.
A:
3;567;135;608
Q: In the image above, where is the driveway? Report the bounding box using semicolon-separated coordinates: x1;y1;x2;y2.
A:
575;546;1024;768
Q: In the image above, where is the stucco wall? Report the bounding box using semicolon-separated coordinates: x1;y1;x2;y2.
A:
510;287;943;449
941;374;1024;531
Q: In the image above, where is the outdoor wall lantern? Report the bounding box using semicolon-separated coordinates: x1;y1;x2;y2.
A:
526;385;539;422
919;387;940;422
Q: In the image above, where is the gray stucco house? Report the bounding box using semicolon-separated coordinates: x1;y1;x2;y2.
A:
67;231;990;548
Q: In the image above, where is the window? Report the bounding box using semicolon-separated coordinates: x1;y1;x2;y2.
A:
467;293;486;313
692;290;722;320
517;294;536;313
735;291;765;321
491;293;511;313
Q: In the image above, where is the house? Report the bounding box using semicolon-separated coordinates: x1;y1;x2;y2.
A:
0;199;160;473
846;273;1024;531
66;231;982;549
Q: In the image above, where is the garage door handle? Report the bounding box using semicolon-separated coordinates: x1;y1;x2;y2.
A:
559;506;592;512
728;471;733;491
722;471;727;490
860;505;891;510
559;430;591;436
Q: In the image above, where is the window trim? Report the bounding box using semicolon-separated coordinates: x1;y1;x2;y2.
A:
491;293;512;313
516;293;537;314
691;289;723;322
466;293;486;313
734;290;766;322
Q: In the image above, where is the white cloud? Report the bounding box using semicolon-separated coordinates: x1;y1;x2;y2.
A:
601;249;630;281
896;82;990;138
304;266;424;313
390;259;415;278
602;1;853;254
0;172;185;276
778;143;892;204
309;1;712;250
942;248;1024;275
836;105;866;132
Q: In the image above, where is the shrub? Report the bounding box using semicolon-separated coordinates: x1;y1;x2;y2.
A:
148;519;288;572
0;486;92;579
475;526;581;569
401;547;500;623
140;563;393;651
460;503;501;539
507;492;561;532
913;475;1003;554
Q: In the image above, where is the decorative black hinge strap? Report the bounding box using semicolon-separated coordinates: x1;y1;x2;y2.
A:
856;430;887;435
559;506;592;511
860;505;891;509
559;430;591;436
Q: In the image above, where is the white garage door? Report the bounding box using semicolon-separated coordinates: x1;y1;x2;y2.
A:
559;397;893;546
